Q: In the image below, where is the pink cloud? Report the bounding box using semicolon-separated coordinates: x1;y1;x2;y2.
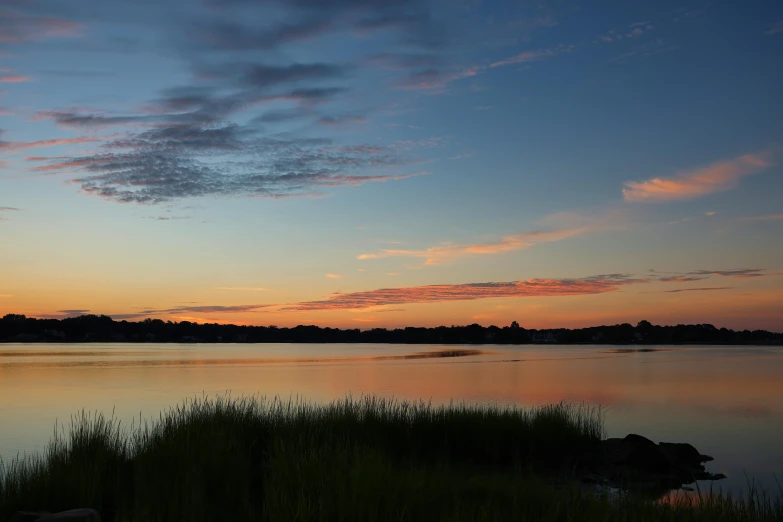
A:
358;227;593;265
325;273;342;279
622;153;774;202
25;155;70;161
490;46;572;68
0;74;30;83
0;136;102;153
0;13;83;43
28;156;110;172
282;275;644;311
658;287;733;293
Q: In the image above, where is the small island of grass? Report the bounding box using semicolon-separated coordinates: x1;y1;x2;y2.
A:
1;396;781;521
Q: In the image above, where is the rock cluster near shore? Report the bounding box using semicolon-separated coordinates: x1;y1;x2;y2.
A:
580;434;726;495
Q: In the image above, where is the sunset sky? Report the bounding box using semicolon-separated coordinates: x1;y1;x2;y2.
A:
1;0;782;330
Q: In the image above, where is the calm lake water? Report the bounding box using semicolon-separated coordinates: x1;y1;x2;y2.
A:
1;343;782;497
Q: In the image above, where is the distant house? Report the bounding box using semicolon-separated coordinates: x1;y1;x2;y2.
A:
532;331;559;344
44;329;66;340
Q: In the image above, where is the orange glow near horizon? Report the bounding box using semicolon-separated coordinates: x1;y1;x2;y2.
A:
3;275;782;331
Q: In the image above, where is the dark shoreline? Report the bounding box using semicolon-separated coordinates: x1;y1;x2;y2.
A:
2;315;781;345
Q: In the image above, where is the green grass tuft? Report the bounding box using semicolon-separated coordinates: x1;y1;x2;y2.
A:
1;395;781;521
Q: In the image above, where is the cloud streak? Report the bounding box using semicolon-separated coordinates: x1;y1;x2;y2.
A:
216;287;267;292
0;135;102;153
283;275;645;311
687;268;770;279
766;20;783;35
658;276;707;283
358;227;594;265
0;74;30;83
0;206;19;221
490;46;571;68
0;11;82;44
741;213;783;222
623;153;774;202
659;287;733;293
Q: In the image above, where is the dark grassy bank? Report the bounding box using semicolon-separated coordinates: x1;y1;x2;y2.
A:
1;396;781;522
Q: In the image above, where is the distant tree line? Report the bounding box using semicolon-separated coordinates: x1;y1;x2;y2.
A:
0;315;780;345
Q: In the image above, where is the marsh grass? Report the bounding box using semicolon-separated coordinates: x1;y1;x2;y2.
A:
1;395;781;521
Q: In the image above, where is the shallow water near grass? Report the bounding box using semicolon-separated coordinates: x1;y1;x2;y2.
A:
1;343;782;499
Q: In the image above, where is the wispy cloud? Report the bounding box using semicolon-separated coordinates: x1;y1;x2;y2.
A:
489;45;572;68
599;22;655;43
318;114;367;126
28;72;427;202
659;287;733;293
128;304;273;318
766;20;783;35
0;11;82;44
391;42;571;92
0;74;30;83
216;287;267;292
163;304;271;314
143;216;191;221
687;268;770;279
658;275;708;283
623;153;774;202
0;135;102;153
395;66;481;91
740;213;783;222
191;0;440;52
0;206;19;221
37;309;90;319
325;273;342;279
358;227;594;265
9;0;449;205
282;274;646;311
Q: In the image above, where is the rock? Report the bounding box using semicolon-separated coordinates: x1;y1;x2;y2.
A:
35;509;100;522
625;444;670;474
10;512;49;522
580;434;725;500
659;442;713;464
623;434;657;447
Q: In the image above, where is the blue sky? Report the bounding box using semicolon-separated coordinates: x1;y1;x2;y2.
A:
1;0;782;329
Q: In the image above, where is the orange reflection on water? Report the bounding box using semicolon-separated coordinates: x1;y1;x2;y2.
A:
1;343;782;498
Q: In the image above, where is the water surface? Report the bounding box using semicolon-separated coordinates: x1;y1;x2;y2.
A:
1;343;781;497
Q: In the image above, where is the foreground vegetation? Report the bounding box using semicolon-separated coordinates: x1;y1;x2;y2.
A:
1;396;781;521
